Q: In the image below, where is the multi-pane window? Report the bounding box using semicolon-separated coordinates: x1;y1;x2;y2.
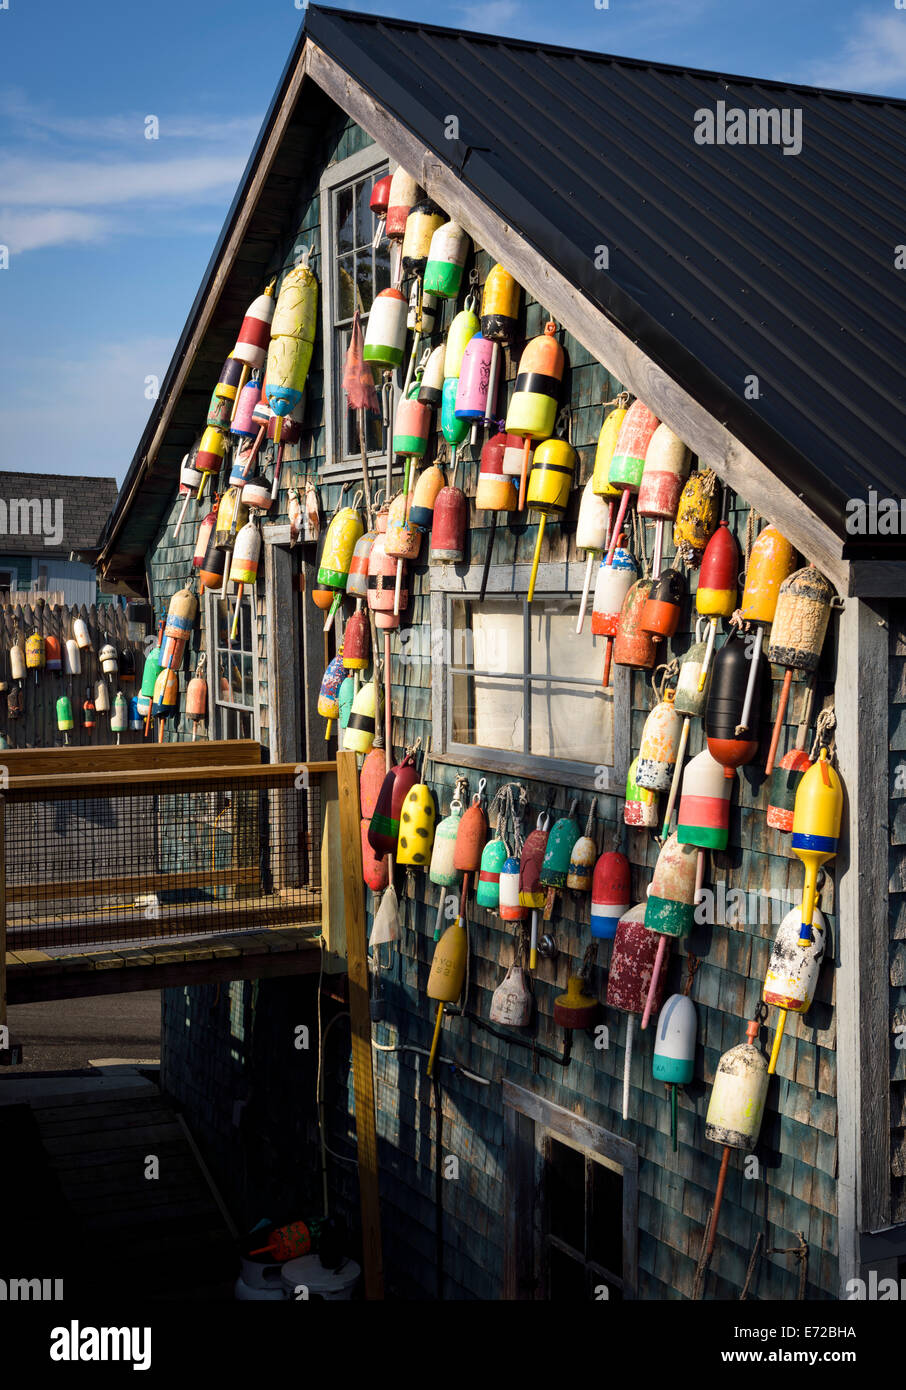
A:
431;576;629;790
322;151;391;466
208;594;258;741
544;1137;626;1301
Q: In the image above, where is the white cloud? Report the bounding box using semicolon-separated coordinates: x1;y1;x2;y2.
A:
0;154;244;209
796;11;906;94
0;90;260;147
0;208;111;254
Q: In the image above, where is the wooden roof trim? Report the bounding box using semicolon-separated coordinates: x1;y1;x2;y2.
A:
307;39;852;595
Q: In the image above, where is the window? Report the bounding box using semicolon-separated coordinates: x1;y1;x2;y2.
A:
430;565;630;791
320;145;391;471
503;1081;638;1300
206;594;259;741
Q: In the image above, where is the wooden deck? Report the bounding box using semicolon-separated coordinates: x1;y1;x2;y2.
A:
5;924;322;1004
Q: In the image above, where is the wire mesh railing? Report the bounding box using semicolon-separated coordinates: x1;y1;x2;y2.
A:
2;766;325;950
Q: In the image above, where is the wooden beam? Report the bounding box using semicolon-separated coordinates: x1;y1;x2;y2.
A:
835;596;891;1290
336;749;383;1299
848;561;906;599
0;739;261;778
306;41;851;594
6;761;336;794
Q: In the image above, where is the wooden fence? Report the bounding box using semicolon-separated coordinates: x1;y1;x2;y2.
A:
0;601;148;750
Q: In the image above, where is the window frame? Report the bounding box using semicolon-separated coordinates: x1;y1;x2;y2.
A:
503;1080;639;1301
204;589;261;742
319;143;394;480
429;562;631;793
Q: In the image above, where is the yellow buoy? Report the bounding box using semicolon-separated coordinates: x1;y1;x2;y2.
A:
791;748;843;943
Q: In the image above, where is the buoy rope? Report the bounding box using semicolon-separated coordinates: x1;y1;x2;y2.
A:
808;706;837;762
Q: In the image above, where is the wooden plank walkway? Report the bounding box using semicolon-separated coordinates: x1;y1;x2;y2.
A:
5;924;322;1004
0;1071;238;1299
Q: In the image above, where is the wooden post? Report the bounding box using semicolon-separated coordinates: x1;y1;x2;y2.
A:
336;749;384;1299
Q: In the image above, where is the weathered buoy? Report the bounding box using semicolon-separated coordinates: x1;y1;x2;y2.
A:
553;975;598;1031
764;566;834;774
317;652;346;742
764;904;826;1074
424;220;470;300
604;400;659;564
641;832;699;1027
653;993;697;1148
767;747;812;832
520;813;550;970
490;963;533;1027
606;903;666;1118
591;547;637;688
613;579;657;671
637;424;691;577
672;469;719;566
791;748;843;943
590;850;631;939
636;690;683;792
624;756;658;828
640;567;686;639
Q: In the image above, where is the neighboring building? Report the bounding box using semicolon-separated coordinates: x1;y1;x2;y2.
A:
94;9;906;1300
0;471;118;607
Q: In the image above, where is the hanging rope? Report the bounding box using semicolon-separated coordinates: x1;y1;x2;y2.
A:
809;706;836;762
744;508;760;569
682;951;701;997
583;797;597;840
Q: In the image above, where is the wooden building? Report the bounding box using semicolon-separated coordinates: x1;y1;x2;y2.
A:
92;8;906;1299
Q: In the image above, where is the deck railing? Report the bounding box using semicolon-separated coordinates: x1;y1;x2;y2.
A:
0;744;332;952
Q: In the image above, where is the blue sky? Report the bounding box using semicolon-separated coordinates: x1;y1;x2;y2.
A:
2;0;906;484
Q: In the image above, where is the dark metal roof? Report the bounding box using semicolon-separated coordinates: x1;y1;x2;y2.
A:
306;6;906;560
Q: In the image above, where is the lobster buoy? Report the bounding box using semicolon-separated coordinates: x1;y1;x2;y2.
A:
342;609;370;671
653;993;697;1147
214;352;245;406
25;633;45;675
607;903;666;1118
94;680;109;716
369;174;391;245
737;525;796;738
430;482;467;564
526;437;577;602
392;383;431;459
429;793;465;936
498;853;527;922
645;832;699;940
164;586;198;649
241;472;274;514
362;821;389;892
592;403;627;498
342;679;375;754
193;507;217;570
440;376;469;450
767;747;812;832
370;754;419;855
264;252;318;430
490;964;533;1027
673;469;719;566
206;387;232;431
604;400;659;565
186;670;207;740
705;1019;768;1153
129;696;142;731
453;792;488;876
476;429;517;513
426;915;468;1075
480;264;520;342
73;617;91;650
541;804;580;891
99;643;118;678
590;850;631;939
575;478;612;634
152;667;180;724
566;802;598;893
62;639;79;677
764;905;826;1074
111;691;127;737
591;547;637;688
397;783;436;867
506;320;564;510
674;627;711;717
476;836;508;910
637;424;691;577
640;567;686;639
424;220;470;299
119;647;136;684
347;530;376;603
229;521;261;632
696;518;740;692
444;298;480;381
705;628;764;775
410;465;445;531
363;287;407;372
636;690;682;792
764;566;835;774
174;453;203;536
791;748;843;943
553;976;598;1031
56;694;74;737
45;636;62;673
317;652;346;741
195;426;227;487
624;756;658;828
401;199;444;276
418;343;446;408
677;748;734;851
520;813;549;970
82;698;96;729
234;283;276;370
385;169;420;241
368;533;406;626
338;676;355;731
198;530;228;592
455;332;497;436
613;579;657;671
318;505;364;630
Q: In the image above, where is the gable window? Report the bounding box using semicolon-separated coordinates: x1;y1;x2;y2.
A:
320;145;391;472
429;563;630;791
503;1081;638;1300
205;593;259;741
